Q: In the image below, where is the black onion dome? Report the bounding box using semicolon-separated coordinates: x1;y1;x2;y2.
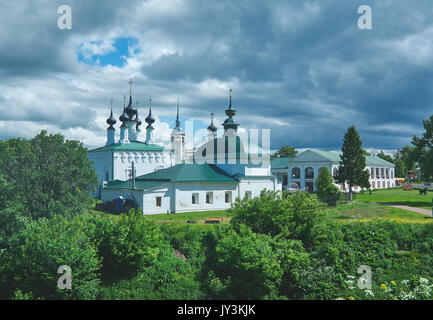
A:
207;112;217;132
145;105;155;125
119;107;129;123
136;110;142;128
207;120;217;132
106;109;116;126
125;95;137;119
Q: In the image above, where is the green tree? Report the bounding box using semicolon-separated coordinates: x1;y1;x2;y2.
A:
396;145;417;175
315;168;341;206
334;126;370;201
412;116;433;179
393;158;407;178
271;145;298;159
0;130;98;219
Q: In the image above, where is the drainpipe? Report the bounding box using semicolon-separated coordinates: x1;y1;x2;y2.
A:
132;161;136;190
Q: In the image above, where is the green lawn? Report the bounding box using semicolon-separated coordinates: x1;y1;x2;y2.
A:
328;201;433;223
356;188;433;210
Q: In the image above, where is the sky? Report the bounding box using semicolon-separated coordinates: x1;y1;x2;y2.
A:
0;0;433;154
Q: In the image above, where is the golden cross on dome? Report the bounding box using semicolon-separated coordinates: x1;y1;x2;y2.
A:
149;97;152;107
229;88;232;97
129;79;133;95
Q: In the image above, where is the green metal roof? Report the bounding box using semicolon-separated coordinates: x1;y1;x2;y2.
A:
270;157;291;169
136;163;239;183
103;179;167;191
292;149;394;167
88;141;165;152
232;173;275;179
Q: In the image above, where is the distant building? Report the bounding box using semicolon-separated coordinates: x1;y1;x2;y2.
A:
271;149;395;193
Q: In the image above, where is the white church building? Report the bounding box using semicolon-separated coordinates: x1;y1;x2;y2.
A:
92;86;280;214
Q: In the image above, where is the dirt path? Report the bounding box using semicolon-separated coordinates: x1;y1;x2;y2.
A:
378;203;432;217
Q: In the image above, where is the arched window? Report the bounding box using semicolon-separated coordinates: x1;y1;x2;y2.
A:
372;181;376;189
305;167;314;179
292;167;300;179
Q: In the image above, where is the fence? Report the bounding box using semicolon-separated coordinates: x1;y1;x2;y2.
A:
316;192;357;209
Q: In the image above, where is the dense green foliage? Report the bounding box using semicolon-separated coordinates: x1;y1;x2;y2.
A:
271;145;298;159
1;191;433;300
0;131;98;219
334;126;370;199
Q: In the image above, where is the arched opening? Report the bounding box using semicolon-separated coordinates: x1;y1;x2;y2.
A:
292;167;300;179
305;167;314;179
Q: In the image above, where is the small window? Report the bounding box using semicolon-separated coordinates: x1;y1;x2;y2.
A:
156;196;162;207
192;193;199;205
225;191;232;203
105;171;109;181
245;191;252;200
206;192;213;204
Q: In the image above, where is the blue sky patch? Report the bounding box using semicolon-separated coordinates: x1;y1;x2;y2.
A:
77;37;139;67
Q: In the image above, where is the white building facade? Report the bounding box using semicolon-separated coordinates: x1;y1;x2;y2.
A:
279;149;395;193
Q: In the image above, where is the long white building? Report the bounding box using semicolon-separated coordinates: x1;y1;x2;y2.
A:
271;149;395;192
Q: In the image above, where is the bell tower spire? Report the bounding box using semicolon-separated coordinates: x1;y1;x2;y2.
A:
222;88;239;133
171;98;185;163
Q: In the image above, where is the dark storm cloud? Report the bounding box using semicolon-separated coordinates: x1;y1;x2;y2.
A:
1;0;433;150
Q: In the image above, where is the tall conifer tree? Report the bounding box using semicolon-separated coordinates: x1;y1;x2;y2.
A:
334;126;370;200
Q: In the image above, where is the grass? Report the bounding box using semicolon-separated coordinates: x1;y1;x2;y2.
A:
356;188;433;210
328;201;433;223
